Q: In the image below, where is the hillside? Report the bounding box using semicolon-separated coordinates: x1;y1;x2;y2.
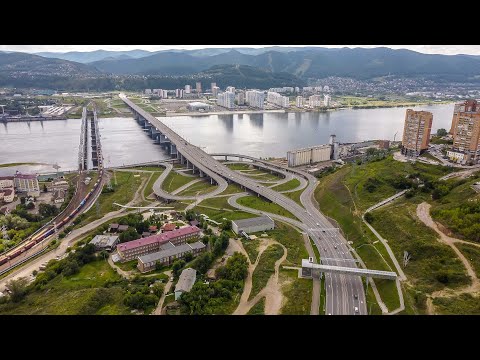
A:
35;49;152;63
88;47;480;81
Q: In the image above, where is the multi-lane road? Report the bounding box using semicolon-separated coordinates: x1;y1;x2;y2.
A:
120;94;367;315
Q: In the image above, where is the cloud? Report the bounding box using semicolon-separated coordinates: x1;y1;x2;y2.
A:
1;45;480;55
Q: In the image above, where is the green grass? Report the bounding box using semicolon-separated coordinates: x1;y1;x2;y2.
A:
432;293;480;314
241;172;282;182
177;180;217;197
218;183;244;195
0;260;130;315
365;278;384;315
310;238;320;262
280;268;312;315
115;260;138;272
226;163;251;170
456;243;480;278
372;200;470;295
144;170;164;198
0;162;39;167
237;195;298;221
420;152;441;162
79;171;148;226
430;136;453;145
193;196;256;222
283;189;304;207
247;297;265;315
162;171;195;193
249;244;285;300
268;222;308;266
124;166;167;172
241;239;261;263
271;179;301;192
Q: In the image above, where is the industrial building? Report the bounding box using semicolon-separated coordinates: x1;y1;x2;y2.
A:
287;144;332;167
13;174;40;197
401;109;433;157
137;241;206;273
116;226;201;261
187;102;213;112
89;235;120;252
175;268;197;300
232;215;275;234
448;99;480;164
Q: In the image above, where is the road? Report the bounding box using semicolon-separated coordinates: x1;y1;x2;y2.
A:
121;94;366;315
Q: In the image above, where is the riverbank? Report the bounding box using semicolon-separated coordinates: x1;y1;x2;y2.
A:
164;109;286;117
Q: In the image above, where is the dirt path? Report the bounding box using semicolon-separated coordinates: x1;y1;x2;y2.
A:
417;202;480;314
153;270;173;315
233;239;287;315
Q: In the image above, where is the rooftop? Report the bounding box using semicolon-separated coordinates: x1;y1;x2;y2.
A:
117;226;201;252
175;268;197;293
89;235;119;248
162;223;176;231
0;176;14;181
138;241;206;264
14;173;37;180
232;216;274;228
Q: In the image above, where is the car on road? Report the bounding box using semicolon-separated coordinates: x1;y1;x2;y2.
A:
354;306;359;313
354;294;358;300
323;248;327;251
334;245;337;249
316;223;320;226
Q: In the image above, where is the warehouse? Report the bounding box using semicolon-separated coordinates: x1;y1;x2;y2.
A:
232;216;275;234
287;144;332;167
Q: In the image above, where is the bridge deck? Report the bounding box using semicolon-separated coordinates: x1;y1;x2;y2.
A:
302;259;397;280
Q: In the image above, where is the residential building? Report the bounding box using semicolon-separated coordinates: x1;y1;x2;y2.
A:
175;89;184;98
295;87;300;93
211;82;216;93
287;144;332;166
185;85;191;94
232;216;275;234
324;94;331;107
116;226;201;261
245;90;265;109
323;85;330;92
89;235;120;252
108;223;129;233
401;109;433;157
309;95;323;107
236;91;245;105
303;86;314;92
226;86;235;93
296;96;304;108
0;188;14;203
161;90;168;99
196;82;202;94
267;92;289;108
217;92;235;109
449;99;479;134
175;268;197;300
161;223;176;232
450;108;480;164
0;177;14;189
145;89;152;94
14;174;40;197
212;86;220;97
137;241;206;273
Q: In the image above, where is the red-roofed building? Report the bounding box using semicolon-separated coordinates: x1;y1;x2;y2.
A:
116;225;201;261
0;188;14;203
148;225;158;233
161;223;176;232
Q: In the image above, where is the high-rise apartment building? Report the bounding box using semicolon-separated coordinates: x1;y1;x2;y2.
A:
296;96;304;108
267;92;289;108
324;94;331;107
309;95;322;107
211;82;216;93
217;92;235;109
245;90;265;109
236;91;245;105
196;82;202;94
185;85;191;94
448;99;480;164
226;86;235;93
212;86;220;97
175;89;184;98
401;109;433;157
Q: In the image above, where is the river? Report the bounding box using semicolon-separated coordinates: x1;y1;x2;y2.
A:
0;103;455;174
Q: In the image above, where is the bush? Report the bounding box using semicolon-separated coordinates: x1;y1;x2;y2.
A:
364;212;374;224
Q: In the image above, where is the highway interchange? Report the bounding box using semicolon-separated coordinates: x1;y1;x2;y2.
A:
120;94;367;315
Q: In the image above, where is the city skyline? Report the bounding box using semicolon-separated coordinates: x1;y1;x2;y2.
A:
2;45;480;56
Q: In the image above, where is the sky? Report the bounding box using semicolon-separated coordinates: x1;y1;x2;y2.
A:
1;45;480;55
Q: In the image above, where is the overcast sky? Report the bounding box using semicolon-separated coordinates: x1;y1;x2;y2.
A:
1;45;480;55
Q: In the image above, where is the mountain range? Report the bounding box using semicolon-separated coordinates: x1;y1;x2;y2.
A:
2;47;480;90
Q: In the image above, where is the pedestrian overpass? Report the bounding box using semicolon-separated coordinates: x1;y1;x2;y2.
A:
301;259;397;280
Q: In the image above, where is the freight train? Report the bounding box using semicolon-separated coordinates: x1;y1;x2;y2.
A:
0;168;103;267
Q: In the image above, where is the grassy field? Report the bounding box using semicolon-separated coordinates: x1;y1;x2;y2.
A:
124;166;167;172
218;183;244;195
456;243;480;278
162;171;195;193
0;162;39;168
240;171;282;182
337;96;451;108
249;244;285;301
271;179;301;192
177;180;217;197
143;170;164;198
0;260;130;315
226;163;251;170
237;196;298;221
194;196;257;222
246;297;265;315
420;152;441;162
268;222;308;266
432;293;480;314
283;189;304;207
80;171;148;226
372;200;470;300
280;268;312;315
241;239;261;263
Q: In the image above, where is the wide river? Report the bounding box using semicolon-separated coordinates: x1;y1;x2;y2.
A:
0;103;454;174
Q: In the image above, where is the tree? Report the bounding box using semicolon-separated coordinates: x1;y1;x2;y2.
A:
6;277;29;303
119;227;140;243
42;183;48;193
25;202;35;210
364;212;374;224
38;203;59;218
172;259;186;278
221;220;232;231
216;252;248;281
437;128;448;137
184;252;193;262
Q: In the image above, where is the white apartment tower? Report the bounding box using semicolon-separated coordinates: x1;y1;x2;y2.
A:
245;90;265;109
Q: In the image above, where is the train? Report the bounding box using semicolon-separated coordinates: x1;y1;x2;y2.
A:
0;168;103;267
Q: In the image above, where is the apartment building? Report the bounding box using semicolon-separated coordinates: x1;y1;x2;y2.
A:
401;109;433;157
